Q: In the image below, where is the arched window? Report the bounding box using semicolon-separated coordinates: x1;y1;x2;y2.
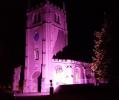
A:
38;13;41;22
34;48;39;60
54;65;63;86
33;14;37;24
33;13;41;24
75;67;80;83
56;66;63;73
54;14;60;24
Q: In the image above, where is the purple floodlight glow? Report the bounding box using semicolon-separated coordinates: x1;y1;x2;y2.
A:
13;1;96;95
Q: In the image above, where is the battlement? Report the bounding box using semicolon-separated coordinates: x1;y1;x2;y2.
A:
51;58;89;65
27;0;66;14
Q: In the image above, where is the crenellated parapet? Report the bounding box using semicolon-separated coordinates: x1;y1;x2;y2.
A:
26;0;67;30
27;0;66;14
51;58;90;67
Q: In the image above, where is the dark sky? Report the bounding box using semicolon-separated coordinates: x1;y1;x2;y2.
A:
0;0;118;85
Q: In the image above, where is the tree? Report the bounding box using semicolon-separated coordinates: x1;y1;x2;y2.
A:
91;18;111;84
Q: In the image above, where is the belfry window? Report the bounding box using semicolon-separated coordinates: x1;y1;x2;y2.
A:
33;14;37;24
55;14;60;24
33;13;41;24
38;13;41;22
34;48;39;60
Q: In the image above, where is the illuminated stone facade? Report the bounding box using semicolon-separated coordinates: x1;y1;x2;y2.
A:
15;1;95;94
13;66;21;92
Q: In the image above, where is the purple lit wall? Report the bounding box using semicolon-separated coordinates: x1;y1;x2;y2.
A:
20;1;95;94
51;60;86;90
23;1;68;93
13;66;21;92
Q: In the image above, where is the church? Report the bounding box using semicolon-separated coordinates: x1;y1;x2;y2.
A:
13;0;95;94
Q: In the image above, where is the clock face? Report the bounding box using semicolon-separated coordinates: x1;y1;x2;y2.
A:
34;33;39;41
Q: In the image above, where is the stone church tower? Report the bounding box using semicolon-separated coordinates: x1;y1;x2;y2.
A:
21;0;95;94
23;0;68;93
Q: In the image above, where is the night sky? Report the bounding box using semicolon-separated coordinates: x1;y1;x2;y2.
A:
0;0;118;85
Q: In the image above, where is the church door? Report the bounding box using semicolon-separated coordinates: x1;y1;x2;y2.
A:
38;74;42;92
